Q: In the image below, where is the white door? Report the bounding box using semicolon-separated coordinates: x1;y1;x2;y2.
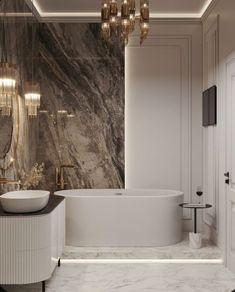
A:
226;57;235;273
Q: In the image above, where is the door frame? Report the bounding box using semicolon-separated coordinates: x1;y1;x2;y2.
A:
224;53;235;270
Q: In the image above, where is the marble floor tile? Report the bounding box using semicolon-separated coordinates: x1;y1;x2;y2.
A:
63;233;221;260
3;262;235;292
2;233;225;292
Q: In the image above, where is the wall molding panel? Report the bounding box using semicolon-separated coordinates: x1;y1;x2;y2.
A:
203;17;219;234
126;35;192;220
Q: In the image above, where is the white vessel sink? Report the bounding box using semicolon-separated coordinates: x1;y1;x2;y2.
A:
0;190;50;213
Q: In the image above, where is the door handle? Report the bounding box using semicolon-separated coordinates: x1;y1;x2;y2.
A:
224;172;230;184
224;171;230;178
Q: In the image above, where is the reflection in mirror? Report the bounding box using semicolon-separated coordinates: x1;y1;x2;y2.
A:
0;114;13;159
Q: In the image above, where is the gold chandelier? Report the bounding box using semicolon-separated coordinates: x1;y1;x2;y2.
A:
0;1;17;116
0;62;17;116
24;0;41;118
101;0;150;45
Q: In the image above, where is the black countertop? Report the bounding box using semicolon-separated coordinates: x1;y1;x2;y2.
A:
0;194;65;217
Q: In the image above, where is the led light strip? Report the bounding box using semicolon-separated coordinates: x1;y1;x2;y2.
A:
34;12;101;18
0;13;32;17
30;0;214;19
61;258;223;264
201;0;215;16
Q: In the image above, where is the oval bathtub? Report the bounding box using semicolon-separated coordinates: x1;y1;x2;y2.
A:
55;189;183;247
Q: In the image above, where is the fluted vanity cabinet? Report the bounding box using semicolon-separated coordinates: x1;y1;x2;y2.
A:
0;195;65;290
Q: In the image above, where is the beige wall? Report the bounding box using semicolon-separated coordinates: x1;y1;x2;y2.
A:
125;21;203;232
202;0;235;258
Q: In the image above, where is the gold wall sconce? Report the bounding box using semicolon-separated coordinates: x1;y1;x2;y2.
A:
0;0;18;116
0;63;17;116
24;81;41;117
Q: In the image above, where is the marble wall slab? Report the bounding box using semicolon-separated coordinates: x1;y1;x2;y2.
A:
0;0;124;192
37;23;124;190
0;0;39;194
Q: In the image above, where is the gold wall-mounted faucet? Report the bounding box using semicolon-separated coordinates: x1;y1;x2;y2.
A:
56;165;77;190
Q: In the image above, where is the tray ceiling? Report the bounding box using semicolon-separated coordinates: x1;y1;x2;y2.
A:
30;0;213;19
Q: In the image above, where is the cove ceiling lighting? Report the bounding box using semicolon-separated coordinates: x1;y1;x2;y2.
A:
29;0;214;19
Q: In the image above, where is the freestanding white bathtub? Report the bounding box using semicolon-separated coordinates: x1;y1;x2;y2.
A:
55;189;183;247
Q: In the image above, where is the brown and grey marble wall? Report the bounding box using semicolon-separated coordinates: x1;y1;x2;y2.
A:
0;0;39;194
37;23;124;190
0;0;124;192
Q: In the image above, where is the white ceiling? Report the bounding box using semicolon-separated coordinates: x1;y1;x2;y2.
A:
31;0;213;18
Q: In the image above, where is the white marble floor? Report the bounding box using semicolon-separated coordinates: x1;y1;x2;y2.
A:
3;234;235;292
63;233;221;260
3;262;235;292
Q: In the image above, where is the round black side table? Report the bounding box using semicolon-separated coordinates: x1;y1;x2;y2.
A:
179;203;212;233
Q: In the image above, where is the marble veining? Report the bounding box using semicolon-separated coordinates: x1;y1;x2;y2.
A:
62;233;221;260
0;0;39;195
2;233;226;292
0;0;124;191
36;23;124;191
3;262;235;292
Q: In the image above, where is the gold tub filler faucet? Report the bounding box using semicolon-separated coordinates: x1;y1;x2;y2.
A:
56;165;77;190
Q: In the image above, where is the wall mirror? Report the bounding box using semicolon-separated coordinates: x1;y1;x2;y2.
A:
0;114;13;159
